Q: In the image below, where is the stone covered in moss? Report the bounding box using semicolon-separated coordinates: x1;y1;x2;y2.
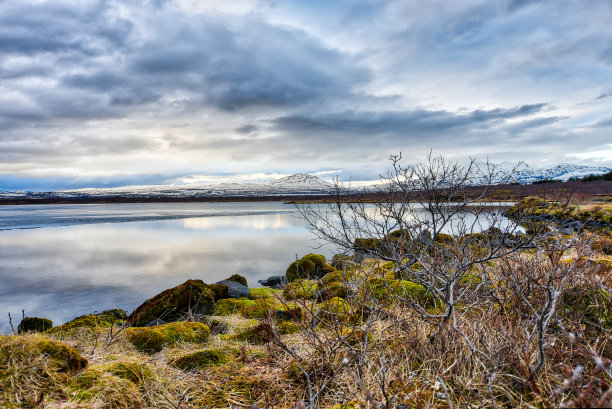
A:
209;283;229;301
171;348;230;371
46;309;127;335
0;335;88;374
126;322;210;353
286;253;334;282
227;274;248;287
277;321;300;335
331;254;353;270
128;280;215;327
434;232;455;244
214;298;255;316
248;287;282;300
232;322;274;344
18;317;53;333
317;297;356;323
283;279;319;300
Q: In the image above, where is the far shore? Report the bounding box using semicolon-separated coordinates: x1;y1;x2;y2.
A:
1;180;611;206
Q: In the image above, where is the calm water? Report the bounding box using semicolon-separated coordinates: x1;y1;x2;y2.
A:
0;202;333;332
0;201;517;333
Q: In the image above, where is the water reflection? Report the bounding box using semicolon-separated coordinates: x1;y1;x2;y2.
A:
0;202;328;332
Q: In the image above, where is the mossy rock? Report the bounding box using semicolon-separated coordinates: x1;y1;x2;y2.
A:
277;321;300;335
126;322;210;353
434;233;455;244
283;278;320;300
209;283;229;301
171;348;230;371
286;253;334;282
317;297;356;324
0;335;88;374
274;304;303;322
392;280;437;307
214;298;256;316
47;309;127;335
227;274;248;287
354;237;381;253
128;280;215;327
239;299;276;319
331;254;353;270
18;317;52;333
232;322;274;344
248;287;282;300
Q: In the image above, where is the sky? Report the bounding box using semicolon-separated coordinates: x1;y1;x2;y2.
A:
1;0;611;191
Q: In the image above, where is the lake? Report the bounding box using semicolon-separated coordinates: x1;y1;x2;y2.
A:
0;201;516;333
0;202;334;333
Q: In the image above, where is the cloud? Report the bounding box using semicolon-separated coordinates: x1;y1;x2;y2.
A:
0;0;611;189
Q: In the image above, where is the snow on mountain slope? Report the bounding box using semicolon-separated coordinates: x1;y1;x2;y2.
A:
0;174;335;199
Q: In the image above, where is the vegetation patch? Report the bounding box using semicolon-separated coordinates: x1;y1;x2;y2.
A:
227;274;248;287
170;348;231;371
286;253;334;282
283;278;320;300
126;322;210;353
248;287;282;299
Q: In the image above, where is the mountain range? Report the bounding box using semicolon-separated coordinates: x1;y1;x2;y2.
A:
0;163;609;200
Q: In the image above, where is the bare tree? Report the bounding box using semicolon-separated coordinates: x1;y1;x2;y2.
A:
287;153;590;407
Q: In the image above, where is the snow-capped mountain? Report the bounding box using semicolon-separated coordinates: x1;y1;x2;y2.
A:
0;173;335;200
468;161;610;185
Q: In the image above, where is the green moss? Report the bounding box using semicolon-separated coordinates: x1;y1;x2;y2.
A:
277;321;300;335
227;274;248;287
68;365;143;407
318;297;356;323
331;254;353;270
249;287;282;300
274;304;304;322
18;317;52;333
171;348;229;371
214;298;256;316
434;233;455;244
381;261;394;270
128;279;215;327
47;309;127;335
286;253;333;282
328;401;359;409
354;237;381;253
283;279;319;300
126;322;210;353
392;280;437;306
239;299;275;319
209;283;229;301
0;335;88;374
232;322;274;344
103;360;153;384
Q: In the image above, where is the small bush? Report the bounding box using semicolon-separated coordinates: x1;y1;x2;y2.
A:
18;317;53;333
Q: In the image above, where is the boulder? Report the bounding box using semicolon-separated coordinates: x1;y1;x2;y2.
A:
226;274;248;287
18;317;53;333
258;275;287;289
215;279;249;299
128;280;215;327
285;253;334;282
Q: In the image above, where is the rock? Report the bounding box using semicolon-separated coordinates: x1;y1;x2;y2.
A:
17;317;53;333
215;279;249;299
126;322;210;353
0;335;88;373
128;280;215;327
209;283;229;301
258;275;287;289
46;309;127;335
226;274;248;287
285;253;334;282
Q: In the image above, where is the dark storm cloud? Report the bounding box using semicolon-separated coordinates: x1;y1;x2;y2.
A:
272;104;548;138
